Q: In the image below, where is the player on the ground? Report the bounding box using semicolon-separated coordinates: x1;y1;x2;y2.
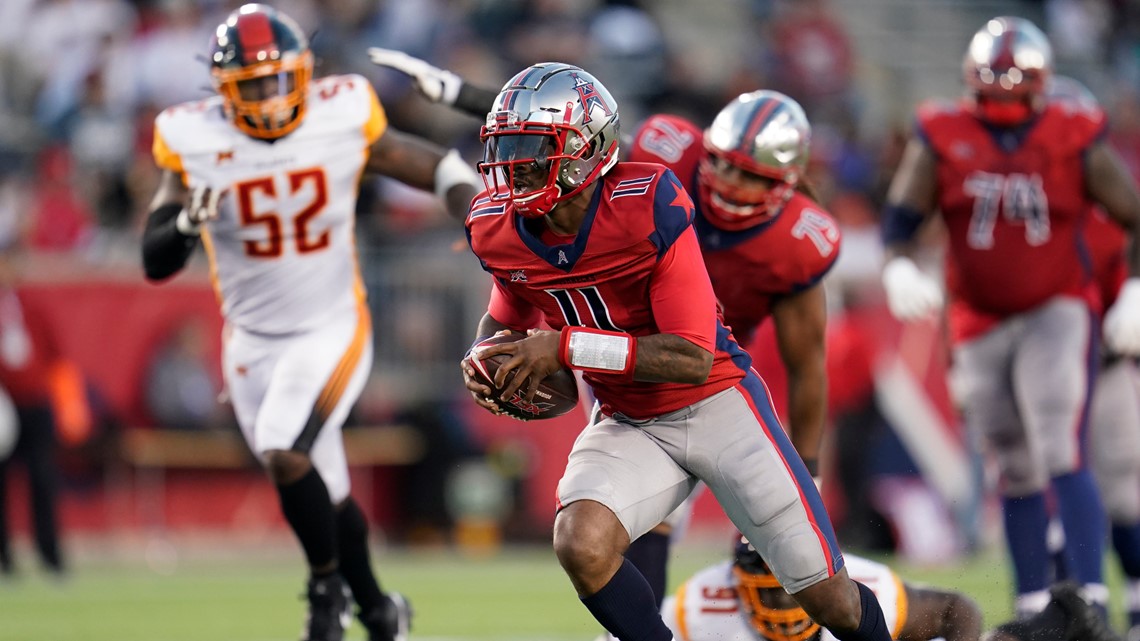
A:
369;50;837;611
666;534;1118;641
460;61;892;641
141;5;480;641
880;16;1140;616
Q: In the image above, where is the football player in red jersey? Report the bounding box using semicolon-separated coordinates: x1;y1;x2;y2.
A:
141;6;480;641
459;62;892;641
370;50;838;612
880;17;1140;617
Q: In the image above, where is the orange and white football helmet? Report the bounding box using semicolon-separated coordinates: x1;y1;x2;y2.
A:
733;536;821;641
209;3;313;140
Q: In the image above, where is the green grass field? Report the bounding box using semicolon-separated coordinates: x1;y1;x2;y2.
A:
0;537;1127;641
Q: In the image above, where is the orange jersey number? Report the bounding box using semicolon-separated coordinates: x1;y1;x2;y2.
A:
236;168;330;258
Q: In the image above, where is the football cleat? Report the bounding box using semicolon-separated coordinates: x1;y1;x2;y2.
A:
300;574;352;641
1048;582;1121;641
359;591;413;641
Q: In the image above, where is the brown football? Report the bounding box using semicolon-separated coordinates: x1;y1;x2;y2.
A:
466;333;580;420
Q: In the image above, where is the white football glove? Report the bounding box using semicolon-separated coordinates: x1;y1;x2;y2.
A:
1104;278;1140;355
367;47;462;106
176;185;222;236
881;256;944;322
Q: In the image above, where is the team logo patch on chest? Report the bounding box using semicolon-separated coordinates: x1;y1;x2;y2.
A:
216;150;235;165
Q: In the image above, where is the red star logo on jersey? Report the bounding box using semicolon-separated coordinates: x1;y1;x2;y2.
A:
670;183;695;220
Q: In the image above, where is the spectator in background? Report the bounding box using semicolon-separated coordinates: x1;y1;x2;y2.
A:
766;0;857;126
144;318;225;432
0;245;67;579
25;146;93;253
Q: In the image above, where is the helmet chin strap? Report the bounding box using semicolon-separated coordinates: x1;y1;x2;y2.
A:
515;183;563;218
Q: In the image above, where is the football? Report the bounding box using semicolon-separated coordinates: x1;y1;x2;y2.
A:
466;333;580;421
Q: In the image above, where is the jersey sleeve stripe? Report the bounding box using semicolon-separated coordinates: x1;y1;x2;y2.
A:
152;127;184;174
362;85;388;145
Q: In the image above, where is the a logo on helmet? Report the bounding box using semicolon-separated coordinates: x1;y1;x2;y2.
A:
572;73;612;125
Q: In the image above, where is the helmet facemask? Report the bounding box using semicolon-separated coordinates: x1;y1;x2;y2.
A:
698;145;798;231
733;565;821;641
732;538;820;641
697;90;810;231
212;52;313;140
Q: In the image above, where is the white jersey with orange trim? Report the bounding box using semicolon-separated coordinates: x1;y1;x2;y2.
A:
661;555;908;641
152;74;387;335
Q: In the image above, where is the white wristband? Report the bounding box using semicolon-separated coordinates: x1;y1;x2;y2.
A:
560;327;636;374
175;208;201;236
568;332;630;371
434;149;480;200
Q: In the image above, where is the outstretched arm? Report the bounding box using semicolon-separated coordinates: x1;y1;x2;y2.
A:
880;136;944;321
366;128;480;220
368;47;500;119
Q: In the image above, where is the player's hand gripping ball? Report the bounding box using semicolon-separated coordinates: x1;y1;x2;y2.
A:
466;334;579;420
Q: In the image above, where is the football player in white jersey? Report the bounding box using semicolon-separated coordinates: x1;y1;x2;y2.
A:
663;536;1119;641
140;5;479;641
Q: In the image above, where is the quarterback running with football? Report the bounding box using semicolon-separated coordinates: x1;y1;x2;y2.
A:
370;51;838;613
141;5;479;641
880;16;1140;617
458;61;892;641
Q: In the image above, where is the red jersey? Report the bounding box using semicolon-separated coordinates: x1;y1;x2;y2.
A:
916;98;1106;342
630;114;841;343
465;163;751;419
0;288;60;406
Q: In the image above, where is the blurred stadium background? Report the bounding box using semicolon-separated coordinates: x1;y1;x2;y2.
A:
0;0;1138;639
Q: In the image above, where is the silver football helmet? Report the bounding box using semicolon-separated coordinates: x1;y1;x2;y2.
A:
962;16;1053;125
479;62;621;218
698;90;810;230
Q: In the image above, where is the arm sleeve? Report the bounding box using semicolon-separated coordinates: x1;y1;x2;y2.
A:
649;227;717;352
455;83;499;120
142;204;199;281
487;280;543;330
